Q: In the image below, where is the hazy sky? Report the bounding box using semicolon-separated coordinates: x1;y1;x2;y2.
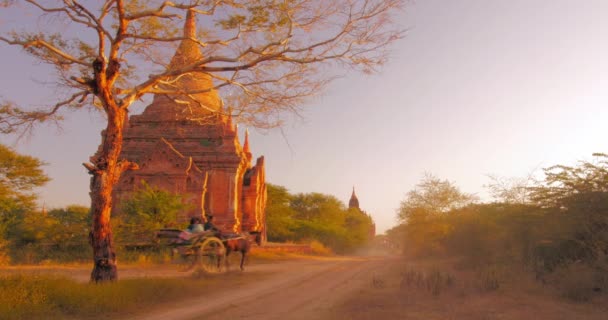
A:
2;0;608;233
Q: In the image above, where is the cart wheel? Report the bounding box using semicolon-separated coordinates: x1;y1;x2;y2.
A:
175;246;199;272
199;237;225;274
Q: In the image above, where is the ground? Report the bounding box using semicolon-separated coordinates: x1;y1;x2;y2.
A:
2;255;607;319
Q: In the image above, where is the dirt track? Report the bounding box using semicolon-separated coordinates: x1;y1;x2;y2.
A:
3;256;607;319
129;256;392;320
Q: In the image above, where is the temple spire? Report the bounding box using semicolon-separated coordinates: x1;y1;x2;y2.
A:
243;128;251;153
168;9;203;70
184;9;196;39
349;186;360;209
135;7;221;121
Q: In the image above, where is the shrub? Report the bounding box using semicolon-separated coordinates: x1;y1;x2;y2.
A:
309;240;333;256
551;263;599;302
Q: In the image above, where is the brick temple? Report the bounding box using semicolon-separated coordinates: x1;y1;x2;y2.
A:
97;11;267;238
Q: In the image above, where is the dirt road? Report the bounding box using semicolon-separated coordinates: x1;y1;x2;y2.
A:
129;256;392;320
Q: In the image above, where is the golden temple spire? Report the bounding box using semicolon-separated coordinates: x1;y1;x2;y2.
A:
139;7;222;119
243;128;251;153
184;9;196;39
168;9;203;70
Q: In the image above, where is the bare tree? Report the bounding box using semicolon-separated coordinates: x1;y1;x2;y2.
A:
484;173;536;205
0;0;404;281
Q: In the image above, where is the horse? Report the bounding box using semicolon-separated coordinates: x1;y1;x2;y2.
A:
222;231;262;271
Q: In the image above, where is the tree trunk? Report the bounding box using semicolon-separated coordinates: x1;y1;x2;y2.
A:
88;106;127;282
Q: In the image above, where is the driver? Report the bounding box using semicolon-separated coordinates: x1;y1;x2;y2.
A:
204;215;219;232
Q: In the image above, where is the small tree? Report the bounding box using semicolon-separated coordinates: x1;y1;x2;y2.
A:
267;187;374;253
265;183;296;242
528;154;608;263
118;181;188;244
396;174;477;256
397;173;477;222
0;1;404;281
485;173;535;205
0;143;49;234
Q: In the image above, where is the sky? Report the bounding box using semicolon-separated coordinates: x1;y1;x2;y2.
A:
2;0;608;234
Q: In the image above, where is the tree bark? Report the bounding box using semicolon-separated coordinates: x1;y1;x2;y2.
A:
88;105;127;282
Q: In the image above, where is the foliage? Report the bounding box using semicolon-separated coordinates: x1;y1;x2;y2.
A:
526;154;608;274
265;184;374;253
384;224;407;252
0;144;49;233
395;156;608;298
308;240;333;255
265;184;297;241
484;173;535;204
397;173;477;223
8;205;91;263
0;144;50;262
115;181;189;244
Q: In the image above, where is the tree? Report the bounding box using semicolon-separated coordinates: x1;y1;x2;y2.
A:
46;205;91;251
343;207;373;250
0;1;403;281
9;205;90;263
265;183;297;242
484;173;535;205
117;181;188;244
265;185;374;252
290;192;346;223
0;143;49;234
528;154;608;262
397;173;477;222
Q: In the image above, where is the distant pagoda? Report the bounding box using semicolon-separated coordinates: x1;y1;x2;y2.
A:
348;186;360;210
348;187;375;238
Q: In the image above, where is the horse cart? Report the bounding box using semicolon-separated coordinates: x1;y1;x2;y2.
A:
156;229;225;273
156;228;262;272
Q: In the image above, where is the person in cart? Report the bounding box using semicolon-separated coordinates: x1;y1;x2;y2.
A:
204;215;219;232
175;217;205;244
187;217;205;233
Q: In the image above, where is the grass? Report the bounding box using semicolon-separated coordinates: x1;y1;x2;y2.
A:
0;272;251;320
0;243;345;319
330;257;608;320
0;248;330;320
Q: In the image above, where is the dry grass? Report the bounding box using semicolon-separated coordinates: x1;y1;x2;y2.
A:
0;275;204;319
0;267;273;320
0;249;334;320
330;258;608;320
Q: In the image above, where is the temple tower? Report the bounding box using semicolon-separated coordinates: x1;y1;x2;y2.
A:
100;10;267;236
348;186;360;210
347;187;375;238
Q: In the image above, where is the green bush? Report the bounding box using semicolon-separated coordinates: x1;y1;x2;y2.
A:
265;184;374;253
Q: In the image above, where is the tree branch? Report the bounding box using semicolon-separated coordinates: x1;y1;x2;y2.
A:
0;91;88;135
0;36;88;66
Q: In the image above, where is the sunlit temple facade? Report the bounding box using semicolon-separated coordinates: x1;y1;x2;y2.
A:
95;11;267;239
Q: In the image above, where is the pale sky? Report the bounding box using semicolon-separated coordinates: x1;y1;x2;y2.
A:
2;0;608;233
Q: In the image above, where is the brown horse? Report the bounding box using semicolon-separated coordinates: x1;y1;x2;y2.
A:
222;231;262;271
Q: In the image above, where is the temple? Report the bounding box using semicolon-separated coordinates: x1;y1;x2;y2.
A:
97;10;267;239
348;187;376;238
348;187;360;210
